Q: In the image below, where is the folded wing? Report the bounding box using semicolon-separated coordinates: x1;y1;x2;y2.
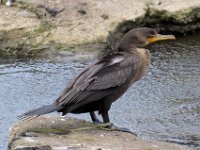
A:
56;53;139;107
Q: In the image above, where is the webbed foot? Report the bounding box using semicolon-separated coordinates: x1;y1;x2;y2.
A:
106;123;137;136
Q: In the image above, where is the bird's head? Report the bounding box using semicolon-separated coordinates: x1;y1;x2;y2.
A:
117;27;175;51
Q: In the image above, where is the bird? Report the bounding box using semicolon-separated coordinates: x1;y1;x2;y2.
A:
19;27;175;132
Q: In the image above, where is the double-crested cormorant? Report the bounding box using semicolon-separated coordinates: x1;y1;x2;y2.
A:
19;27;175;131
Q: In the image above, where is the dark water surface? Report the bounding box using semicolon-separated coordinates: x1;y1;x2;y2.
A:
0;34;200;149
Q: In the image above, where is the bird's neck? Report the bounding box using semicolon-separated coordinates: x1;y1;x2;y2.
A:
127;47;151;60
116;43;137;52
133;47;149;57
117;43;146;54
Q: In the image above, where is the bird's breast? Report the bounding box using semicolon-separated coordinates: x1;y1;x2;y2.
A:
131;48;151;82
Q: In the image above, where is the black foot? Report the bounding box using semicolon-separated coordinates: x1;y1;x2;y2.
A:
90;112;102;124
106;123;137;136
93;119;103;124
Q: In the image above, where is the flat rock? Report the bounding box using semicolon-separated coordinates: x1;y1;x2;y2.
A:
9;116;189;150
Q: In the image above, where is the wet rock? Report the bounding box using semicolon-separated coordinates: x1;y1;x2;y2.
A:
8;116;188;150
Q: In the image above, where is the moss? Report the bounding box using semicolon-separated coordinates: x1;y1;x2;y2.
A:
106;6;200;51
0;19;56;57
17;0;46;19
25;123;112;136
28;128;70;134
26;21;55;38
63;133;97;141
146;7;200;24
0;0;58;57
0;0;8;4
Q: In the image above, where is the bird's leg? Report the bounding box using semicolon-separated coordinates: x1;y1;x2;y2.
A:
102;111;137;135
102;111;110;123
90;112;102;124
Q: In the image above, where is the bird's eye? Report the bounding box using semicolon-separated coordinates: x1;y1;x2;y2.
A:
148;30;156;35
147;34;155;38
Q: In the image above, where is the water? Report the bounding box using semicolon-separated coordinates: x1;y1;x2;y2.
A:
0;34;200;149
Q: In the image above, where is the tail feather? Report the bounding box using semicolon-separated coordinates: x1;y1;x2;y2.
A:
18;104;61;120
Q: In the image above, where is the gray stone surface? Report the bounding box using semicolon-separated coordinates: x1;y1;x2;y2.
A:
9;116;189;150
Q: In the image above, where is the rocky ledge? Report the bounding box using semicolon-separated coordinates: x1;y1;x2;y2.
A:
0;0;200;57
8;116;189;150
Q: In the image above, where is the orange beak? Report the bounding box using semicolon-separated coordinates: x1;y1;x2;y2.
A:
147;34;176;43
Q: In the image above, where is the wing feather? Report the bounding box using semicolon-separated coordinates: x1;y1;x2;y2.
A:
56;52;139;106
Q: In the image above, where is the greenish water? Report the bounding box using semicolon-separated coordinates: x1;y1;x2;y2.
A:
0;33;200;149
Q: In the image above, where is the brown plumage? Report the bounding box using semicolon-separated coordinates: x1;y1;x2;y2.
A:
19;27;175;125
